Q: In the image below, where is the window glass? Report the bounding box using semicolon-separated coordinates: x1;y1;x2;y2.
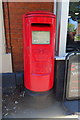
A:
66;1;80;52
32;31;50;44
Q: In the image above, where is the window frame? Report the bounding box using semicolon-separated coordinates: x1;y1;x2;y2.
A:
55;0;69;58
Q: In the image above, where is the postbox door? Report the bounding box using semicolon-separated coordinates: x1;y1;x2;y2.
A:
30;23;55;91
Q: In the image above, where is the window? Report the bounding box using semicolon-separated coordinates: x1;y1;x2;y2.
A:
66;1;80;52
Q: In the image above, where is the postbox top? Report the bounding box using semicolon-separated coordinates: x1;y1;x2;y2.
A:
24;11;56;18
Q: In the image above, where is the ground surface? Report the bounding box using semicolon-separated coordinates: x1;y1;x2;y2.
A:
2;88;79;119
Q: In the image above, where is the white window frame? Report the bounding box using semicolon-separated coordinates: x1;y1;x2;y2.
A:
55;0;69;58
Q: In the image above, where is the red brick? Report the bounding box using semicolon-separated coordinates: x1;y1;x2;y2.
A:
10;33;23;39
10;23;22;29
11;40;23;49
3;2;8;8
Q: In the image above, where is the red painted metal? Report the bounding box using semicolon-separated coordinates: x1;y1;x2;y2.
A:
23;11;56;92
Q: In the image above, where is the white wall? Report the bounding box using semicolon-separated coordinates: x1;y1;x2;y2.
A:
0;1;12;73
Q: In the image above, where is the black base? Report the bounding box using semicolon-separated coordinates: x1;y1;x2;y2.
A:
2;72;24;94
25;88;53;96
63;100;80;114
2;72;24;87
54;60;65;100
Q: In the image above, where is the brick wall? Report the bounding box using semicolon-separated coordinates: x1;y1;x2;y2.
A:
3;2;54;72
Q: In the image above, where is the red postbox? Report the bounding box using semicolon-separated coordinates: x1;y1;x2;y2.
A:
23;11;56;92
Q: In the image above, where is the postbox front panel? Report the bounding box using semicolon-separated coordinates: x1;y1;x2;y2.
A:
23;14;56;92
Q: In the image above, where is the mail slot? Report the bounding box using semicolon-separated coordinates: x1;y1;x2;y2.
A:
23;11;56;92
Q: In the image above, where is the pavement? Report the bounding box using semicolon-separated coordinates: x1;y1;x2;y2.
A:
2;88;79;119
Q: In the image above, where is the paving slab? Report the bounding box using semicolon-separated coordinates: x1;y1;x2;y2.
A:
2;88;79;119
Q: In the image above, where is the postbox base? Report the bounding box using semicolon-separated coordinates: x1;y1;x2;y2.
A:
25;88;53;96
